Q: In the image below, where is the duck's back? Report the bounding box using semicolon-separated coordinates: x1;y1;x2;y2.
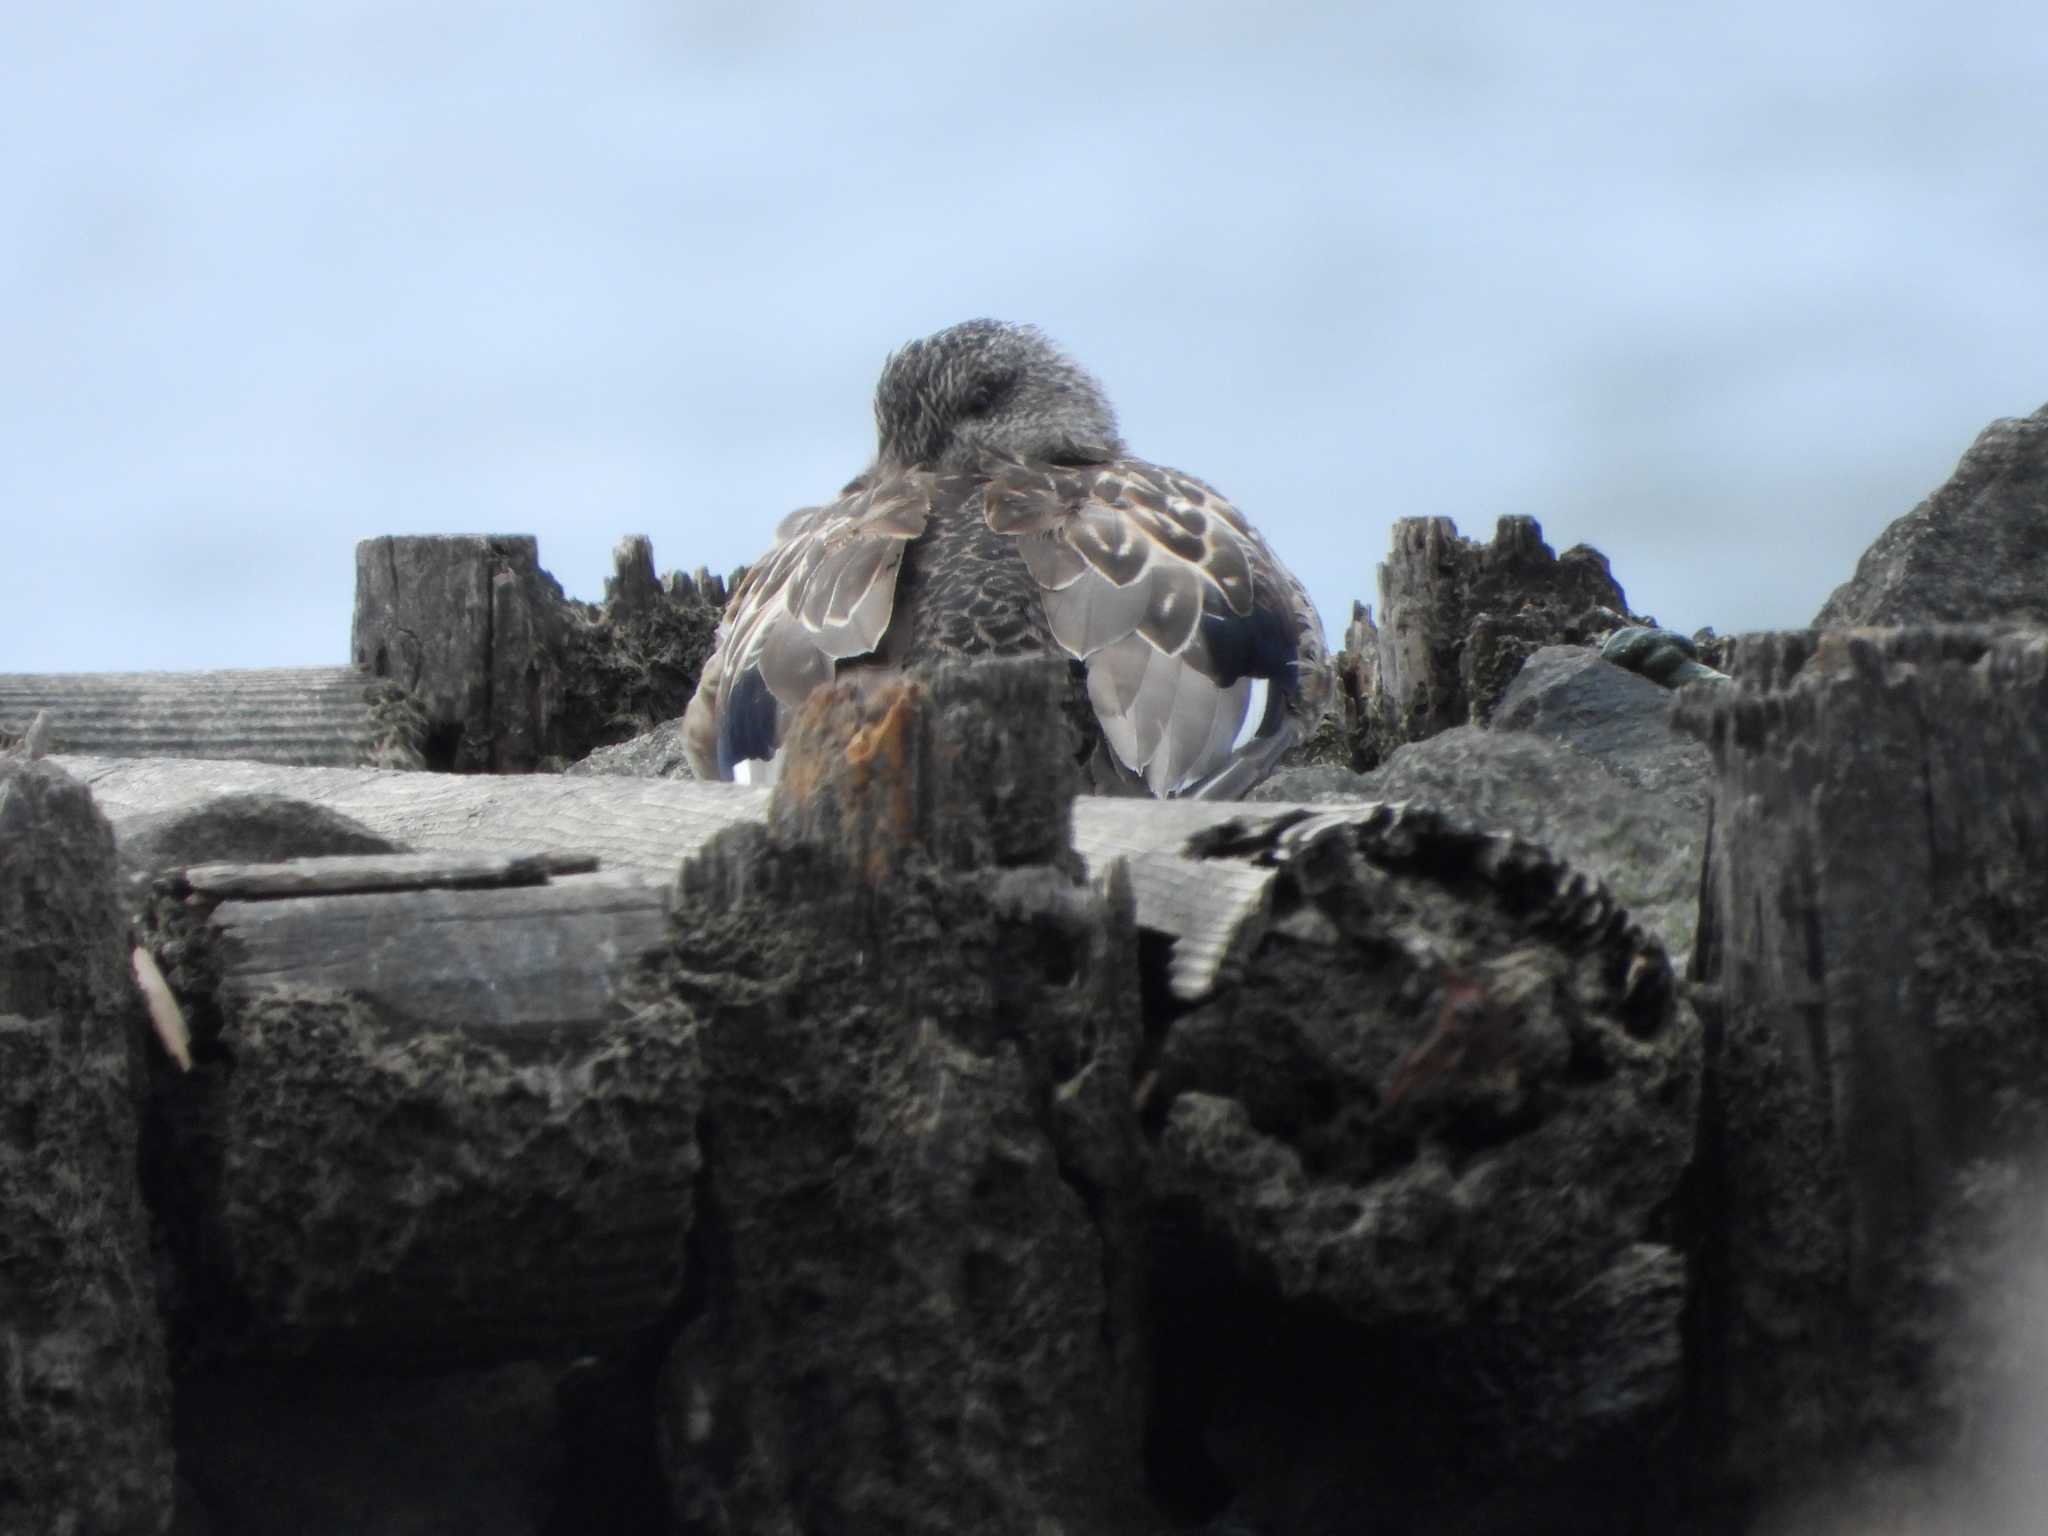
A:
683;452;1327;796
875;478;1060;664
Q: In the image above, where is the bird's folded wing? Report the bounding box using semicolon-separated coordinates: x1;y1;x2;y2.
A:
983;458;1328;797
682;472;934;779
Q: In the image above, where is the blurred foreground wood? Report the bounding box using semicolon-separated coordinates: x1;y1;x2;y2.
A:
1680;625;2048;1496
0;756;175;1529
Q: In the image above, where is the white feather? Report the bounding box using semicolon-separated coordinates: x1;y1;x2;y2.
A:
1232;678;1269;755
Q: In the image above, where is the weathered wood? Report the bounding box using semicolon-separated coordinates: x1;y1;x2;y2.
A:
0;757;175;1532
148;862;694;1365
1356;515;1637;766
555;544;728;768
0;666;420;768
1814;402;2048;628
353;535;567;772
658;658;1153;1534
763;657;1082;877
0;708;52;759
60;751;757;878
1141;796;1698;1530
93;659;1709;1532
1677;625;2048;1494
77;742;1666;1007
1071;797;1279;996
169;848;599;901
192;868;672;1040
602;534;663;620
60;751;1345;1001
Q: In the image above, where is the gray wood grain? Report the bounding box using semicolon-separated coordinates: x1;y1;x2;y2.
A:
61;752;1389;999
0;667;400;767
353;535;565;771
176;849;598;900
210;869;672;1037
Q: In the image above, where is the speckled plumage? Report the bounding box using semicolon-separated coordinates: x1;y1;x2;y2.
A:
683;321;1330;797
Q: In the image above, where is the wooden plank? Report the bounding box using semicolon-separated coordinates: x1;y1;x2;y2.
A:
59;752;763;877
1070;797;1289;998
209;868;672;1038
172;849;600;901
63;753;1352;999
0;666;412;768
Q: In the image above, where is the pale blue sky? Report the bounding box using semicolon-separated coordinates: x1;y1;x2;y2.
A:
5;1;2045;673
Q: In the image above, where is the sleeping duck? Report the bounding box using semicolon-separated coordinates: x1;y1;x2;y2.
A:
681;319;1331;799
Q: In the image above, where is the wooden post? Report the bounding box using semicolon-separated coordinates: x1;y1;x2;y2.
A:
1679;626;2048;1493
660;658;1154;1535
352;535;567;772
0;756;175;1532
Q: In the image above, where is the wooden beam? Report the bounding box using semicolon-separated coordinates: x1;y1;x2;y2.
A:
61;751;1310;1001
168;849;598;901
148;861;693;1366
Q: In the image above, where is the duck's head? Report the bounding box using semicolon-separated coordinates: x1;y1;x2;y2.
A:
873;319;1123;471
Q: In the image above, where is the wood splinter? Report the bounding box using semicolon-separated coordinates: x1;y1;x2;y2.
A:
132;945;191;1072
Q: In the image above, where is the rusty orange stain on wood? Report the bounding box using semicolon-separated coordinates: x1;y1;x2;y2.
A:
844;684;915;771
840;683;922;884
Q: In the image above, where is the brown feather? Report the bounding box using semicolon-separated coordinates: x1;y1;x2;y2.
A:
1133;563;1205;656
680;322;1329;797
1066;505;1150;586
990;456;1327;793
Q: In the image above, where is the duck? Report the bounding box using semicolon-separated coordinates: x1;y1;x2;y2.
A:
681;319;1330;798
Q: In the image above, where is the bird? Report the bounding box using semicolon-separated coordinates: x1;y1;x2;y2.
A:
681;319;1331;798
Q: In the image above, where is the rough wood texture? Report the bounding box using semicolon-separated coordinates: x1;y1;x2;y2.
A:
353;535;568;772
57;656;1716;1532
170;849;598;901
145;863;695;1366
62;738;1702;1005
0;757;175;1535
1678;626;2048;1497
1354;515;1637;767
0;666;421;768
554;542;727;770
60;752;757;881
1813;402;2048;628
763;658;1082;877
659;658;1152;1535
60;752;1363;1002
1142;802;1698;1531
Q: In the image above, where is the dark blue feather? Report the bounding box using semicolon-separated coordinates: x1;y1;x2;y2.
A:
717;667;780;778
1198;603;1299;709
